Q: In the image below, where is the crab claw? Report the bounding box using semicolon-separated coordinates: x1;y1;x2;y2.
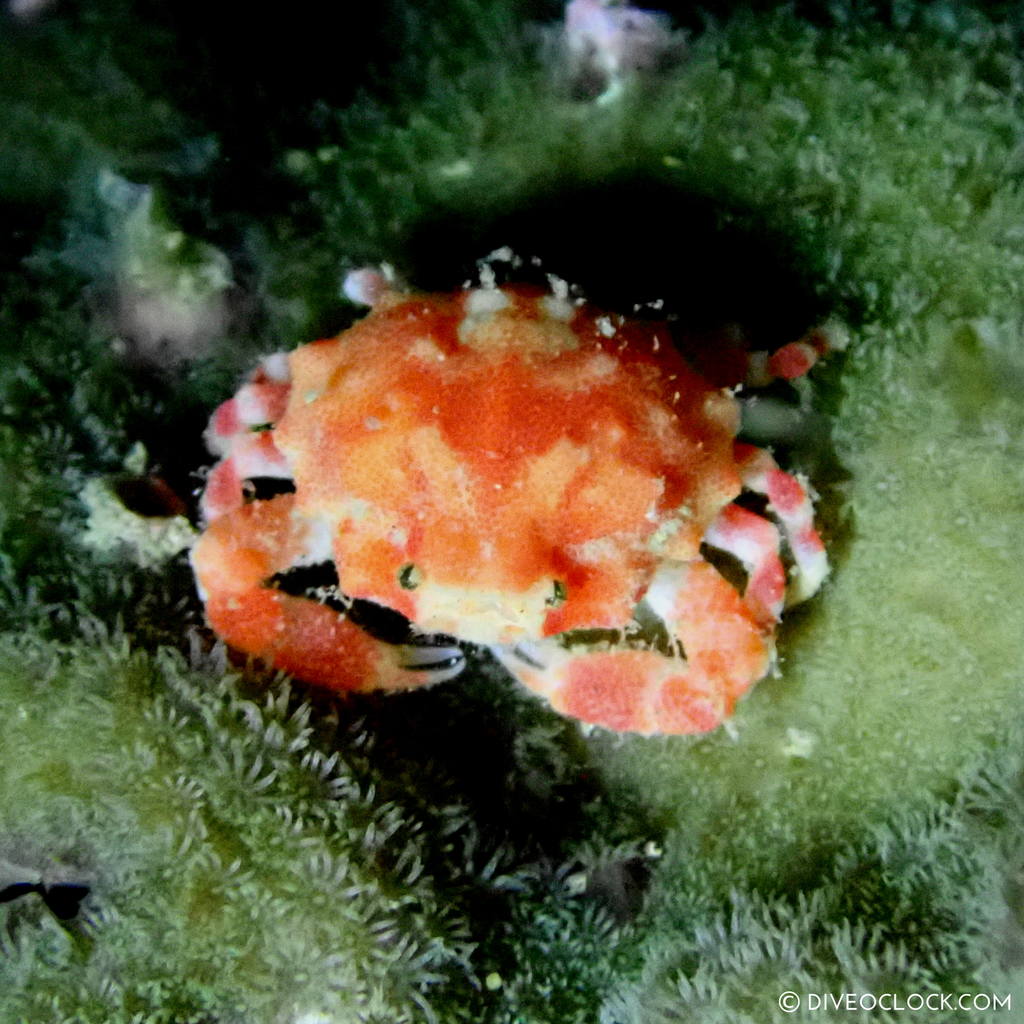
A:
191;495;451;693
495;560;772;735
396;642;467;684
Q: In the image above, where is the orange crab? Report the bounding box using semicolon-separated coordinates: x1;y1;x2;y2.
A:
191;276;829;735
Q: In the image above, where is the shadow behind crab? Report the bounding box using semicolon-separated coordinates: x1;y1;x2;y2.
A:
402;174;834;344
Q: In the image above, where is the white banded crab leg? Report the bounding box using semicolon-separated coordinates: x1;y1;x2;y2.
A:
196;350;465;687
200;354;293;522
704;503;785;629
201;431;293;522
205;353;291;458
494;560;772;736
745;324;833;387
734;443;829;603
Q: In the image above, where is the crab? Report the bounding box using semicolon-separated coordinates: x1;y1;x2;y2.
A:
191;276;830;735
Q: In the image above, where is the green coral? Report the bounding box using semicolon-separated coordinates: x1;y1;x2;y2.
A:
3;1;1024;1021
0;634;477;1022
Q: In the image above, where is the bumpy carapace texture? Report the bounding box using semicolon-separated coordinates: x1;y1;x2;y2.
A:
192;284;828;734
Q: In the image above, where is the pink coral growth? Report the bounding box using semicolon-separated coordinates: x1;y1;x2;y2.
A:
564;0;681;100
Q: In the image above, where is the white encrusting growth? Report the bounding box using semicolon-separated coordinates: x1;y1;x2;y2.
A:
465;288;511;317
541;293;576;321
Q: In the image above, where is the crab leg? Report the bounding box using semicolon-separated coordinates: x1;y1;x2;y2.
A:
192;495;464;692
734;443;829;603
704;503;785;628
201;354;295;522
495;560;772;735
746;324;833;386
205;354;291;457
201;431;293;522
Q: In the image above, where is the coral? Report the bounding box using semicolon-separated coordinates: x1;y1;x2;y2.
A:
79;474;196;570
0;633;478;1022
3;1;1024;1021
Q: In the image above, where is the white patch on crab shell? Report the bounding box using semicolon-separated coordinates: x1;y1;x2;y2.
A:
387;524;409;547
410;578;555;645
466;287;510;316
567;534;627;566
702;388;742;433
646;510;687;554
293;515;334;566
458;287;512;345
546;273;571;300
585;352;619;377
407;337;448;364
333;497;376;524
477;262;499;290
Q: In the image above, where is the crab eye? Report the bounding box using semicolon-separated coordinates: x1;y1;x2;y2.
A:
546;580;568;607
398;563;422;590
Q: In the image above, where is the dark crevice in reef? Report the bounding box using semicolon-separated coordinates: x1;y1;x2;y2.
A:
402;173;832;348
